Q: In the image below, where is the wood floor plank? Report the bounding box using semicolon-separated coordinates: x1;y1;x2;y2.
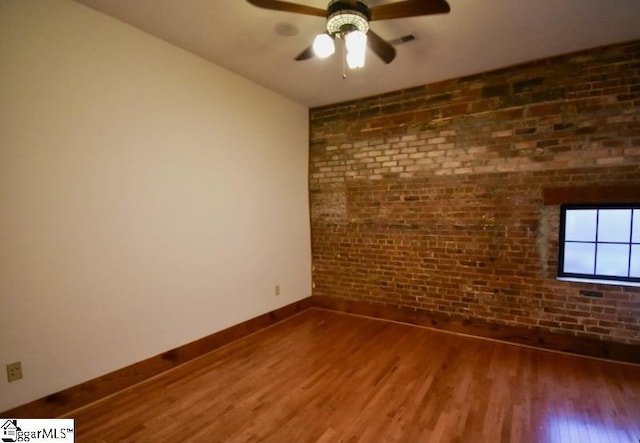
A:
67;309;640;442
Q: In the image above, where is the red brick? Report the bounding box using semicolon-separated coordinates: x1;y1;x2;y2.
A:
310;40;640;345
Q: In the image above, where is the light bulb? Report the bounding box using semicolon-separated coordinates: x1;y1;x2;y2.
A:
345;30;367;69
312;34;335;58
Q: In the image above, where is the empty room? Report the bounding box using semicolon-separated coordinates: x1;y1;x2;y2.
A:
1;1;639;442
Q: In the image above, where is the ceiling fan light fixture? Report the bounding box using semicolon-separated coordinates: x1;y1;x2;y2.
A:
312;33;335;58
247;0;452;68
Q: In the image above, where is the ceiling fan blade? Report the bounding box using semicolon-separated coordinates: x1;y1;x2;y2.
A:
369;0;450;21
367;30;396;64
246;0;326;17
295;45;315;61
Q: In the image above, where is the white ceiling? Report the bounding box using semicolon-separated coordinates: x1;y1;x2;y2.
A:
75;0;640;108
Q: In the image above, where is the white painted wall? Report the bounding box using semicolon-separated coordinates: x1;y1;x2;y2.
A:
0;0;311;411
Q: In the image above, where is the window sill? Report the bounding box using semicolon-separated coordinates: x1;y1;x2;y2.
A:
557;277;640;288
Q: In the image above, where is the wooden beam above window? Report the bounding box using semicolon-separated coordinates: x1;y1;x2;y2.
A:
543;185;640;205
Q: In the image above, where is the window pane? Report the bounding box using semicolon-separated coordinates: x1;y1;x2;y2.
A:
565;210;597;241
563;242;595;275
598;209;631;243
596;244;630;277
631;245;640;278
633;210;640;243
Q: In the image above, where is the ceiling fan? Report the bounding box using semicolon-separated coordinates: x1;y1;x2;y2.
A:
247;0;450;69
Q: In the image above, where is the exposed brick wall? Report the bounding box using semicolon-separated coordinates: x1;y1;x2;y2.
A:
309;41;640;345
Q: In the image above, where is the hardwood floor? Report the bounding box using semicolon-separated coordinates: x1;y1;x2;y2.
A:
67;309;640;442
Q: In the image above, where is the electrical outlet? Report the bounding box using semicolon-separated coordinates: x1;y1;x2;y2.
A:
275;285;280;296
7;362;23;382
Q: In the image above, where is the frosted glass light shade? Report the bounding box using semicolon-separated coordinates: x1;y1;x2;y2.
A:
345;30;367;69
313;34;335;58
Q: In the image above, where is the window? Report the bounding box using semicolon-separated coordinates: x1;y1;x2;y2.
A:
558;204;640;286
